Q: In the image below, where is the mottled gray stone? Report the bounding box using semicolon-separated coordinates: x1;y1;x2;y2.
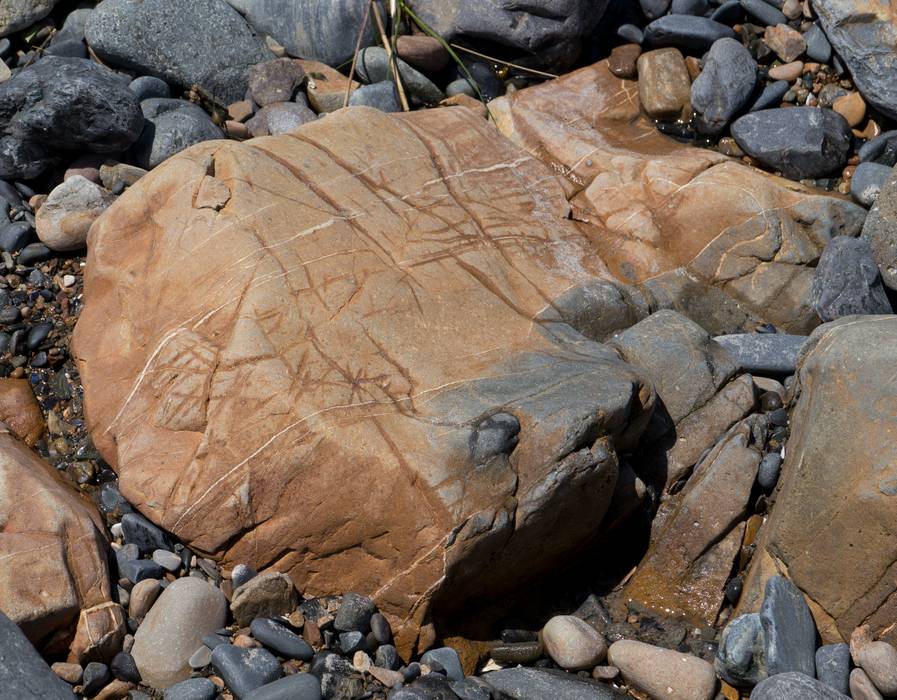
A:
716;613;767;686
0;0;60;37
740;0;787;25
644;15;737;51
816;644;850;695
751;672;850;699
348;81;402;112
811;236;891;321
713;333;806;374
862;170;897;290
132;98;223;170
691;37;757;134
482;667;628;699
355;47;444;106
760;576;817;677
803;23;831;63
851;162;893;207
0;612;75;699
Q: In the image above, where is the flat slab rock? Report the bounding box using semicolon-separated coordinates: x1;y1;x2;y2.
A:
482;667;628;699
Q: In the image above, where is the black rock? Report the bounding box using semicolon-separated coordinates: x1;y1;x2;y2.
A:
449;678;493;700
752;672;848;699
348;82;401;113
731;108;852;180
120;558;165;583
725;577;744;604
671;0;709;14
691;37;757;134
129;76;171;101
27;321;52;350
45;39;88;59
851;162;893;207
85;0;271;104
811;236;891;322
0;222;32;252
164;677;218;700
0;39;10;58
816;643;850;695
251;618;314;660
211;644;283;699
82;662;110;696
803;23;831;63
760;576;816;677
757;452;782;490
640;0;671;20
711;0;745;24
203;632;231;650
231;563;258;590
111;651;141;683
482;667;628;699
370;613;392;645
748;80;789;112
0;613;77;698
713;332;807;374
242;673;322;700
644;15;737;52
406;674;462;700
0;57;143;180
460;61;504;102
617;24;643;44
860;130;897;167
420;647;464;681
132;98;224;170
375;644;400;670
17;243;51;265
338;631;366;655
334;593;375;633
121;512;173;554
740;0;787;25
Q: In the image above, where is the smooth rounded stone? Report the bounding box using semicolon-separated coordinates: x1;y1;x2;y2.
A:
671;0;709;14
231;572;297;627
833;91;867;128
131;577;227;689
811;236;891;321
757;452;782;490
851;630;897;696
644;15;737;51
691;37;757;134
189;646;211;669
243;673;322;700
608;640;716;700
35;175;116;251
420;647;464;681
333;592;375;633
490;640;543;665
0;221;33;252
445;78;476;99
231;564;258;590
348;81;402;112
250;618;313;660
130;76;171;101
760;575;816;678
768;60;804;81
816;643;850;694
731;107;851;179
396;35;449;74
211;644;283;699
0;0;60;36
355;47;444;106
0;613;76;698
852;163;893;208
246;102;317;137
120;557;165;584
752;672;850;699
608;44;641;79
803;23;832;63
249;59;305;106
129;579;162;620
641;0;671;19
110;652;140;683
482;667;628;699
133;98;224;170
860;131;897;166
82;661;111;696
637;48;692;122
711;0;744;24
164;677;217;700
203;633;230;650
375;644;400;670
851;668;884;700
740;0;787;25
713;332;806;374
540;616;607;671
370;613;392;644
52;662;83;684
617;24;644;43
764;23;806;63
153;549;182;572
0;57;143;180
337;630;365;655
45;39;88;59
85;0;271;104
450;678;491;700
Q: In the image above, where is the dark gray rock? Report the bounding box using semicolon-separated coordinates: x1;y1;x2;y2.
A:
338;631;365;655
82;662;111;695
355;47;444;106
408;0;610;71
816;643;850;694
445;78;476;99
121;512;173;554
760;575;817;677
349;81;402;112
231;564;257;590
748;80;789;112
716;613;766;686
110;651;141;683
130;76;171;101
672;0;709;14
641;0;671;19
740;0;787;25
45;39;88;58
731;108;852;179
132;98;224;170
164;677;218;700
691;37;757;134
120;558;165;583
224;0;376;68
0;0;61;37
751;672;850;699
450;678;492;700
85;0;271;103
0;222;32;252
713;333;806;374
334;592;376;633
811;236;891;321
244;673;322;700
57;7;92;42
482;667;629;699
250;618;313;660
859;130;897;166
644;15;737;52
246;102;317;137
757;452;782;490
420;647;464;681
862;170;897;290
0;57;143;179
803;23;831;63
211;644;283;699
617;24;644;44
851;162;892;207
0;613;75;698
812;0;897;120
370;613;391;644
711;0;745;24
375;644;400;670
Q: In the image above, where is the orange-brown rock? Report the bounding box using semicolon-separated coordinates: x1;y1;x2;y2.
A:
299;59;358;114
0;377;45;445
0;430;111;651
67;601;126;664
75;105;657;655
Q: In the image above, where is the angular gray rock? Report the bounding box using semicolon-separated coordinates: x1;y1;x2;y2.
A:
731;108;852;180
482;667;629;699
760;576;817;677
816;643;851;695
851;162;892;207
132;98;224;170
0;57;143;179
713;333;806;374
860;131;897;166
751;672;850;699
210;644;282;699
0;612;76;699
355;47;444;106
812;0;897;120
225;0;376;68
811;236;891;321
691;37;757;134
0;0;60;37
85;0;271;103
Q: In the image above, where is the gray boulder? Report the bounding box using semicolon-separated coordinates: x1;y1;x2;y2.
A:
86;0;271;104
731;108;851;180
0;57;143;179
410;0;610;71
0;0;60;37
482;667;628;699
713;333;807;374
751;672;850;699
862;170;897;290
816;644;851;695
851;162;892;207
691;37;757;134
812;0;897;121
811;236;891;321
132;98;223;170
0;612;76;699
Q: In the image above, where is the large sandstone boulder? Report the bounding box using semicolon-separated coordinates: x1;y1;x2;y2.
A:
742;316;897;644
0;430;112;652
74;105;656;654
489;62;868;334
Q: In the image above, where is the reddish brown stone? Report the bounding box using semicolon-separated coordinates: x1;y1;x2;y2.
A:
0;378;45;446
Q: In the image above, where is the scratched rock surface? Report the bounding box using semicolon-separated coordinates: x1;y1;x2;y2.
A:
73;105;656;655
0;428;112;652
740;316;897;645
489;62;868;334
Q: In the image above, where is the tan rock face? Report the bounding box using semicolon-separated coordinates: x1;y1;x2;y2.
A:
75;105;655;654
0;430;111;651
0;377;45;445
